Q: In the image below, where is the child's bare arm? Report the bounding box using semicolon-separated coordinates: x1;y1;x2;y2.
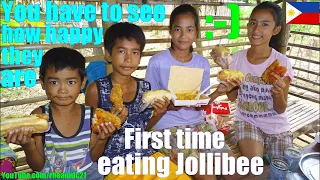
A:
90;123;115;161
85;82;99;109
27;108;46;171
23;134;46;171
6;108;46;171
146;98;170;131
226;89;239;102
271;75;290;114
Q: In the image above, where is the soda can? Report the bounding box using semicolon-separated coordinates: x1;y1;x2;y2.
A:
284;147;302;172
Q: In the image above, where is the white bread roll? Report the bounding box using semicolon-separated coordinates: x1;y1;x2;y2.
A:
1;114;49;136
218;70;244;82
142;90;172;104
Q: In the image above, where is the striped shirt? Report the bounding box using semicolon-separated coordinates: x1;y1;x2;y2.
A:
0;138;16;160
40;103;93;173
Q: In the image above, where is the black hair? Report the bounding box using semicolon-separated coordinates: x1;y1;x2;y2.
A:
40;47;86;81
169;4;199;52
103;22;146;56
251;1;282;51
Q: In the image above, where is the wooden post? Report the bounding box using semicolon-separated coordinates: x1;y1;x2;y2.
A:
85;1;104;56
101;0;118;75
193;5;203;56
277;0;291;54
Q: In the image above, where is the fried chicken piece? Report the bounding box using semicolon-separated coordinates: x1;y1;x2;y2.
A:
262;59;287;84
110;84;123;109
91;108;122;132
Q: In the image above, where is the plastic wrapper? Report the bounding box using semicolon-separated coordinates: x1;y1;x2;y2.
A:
139;90;172;112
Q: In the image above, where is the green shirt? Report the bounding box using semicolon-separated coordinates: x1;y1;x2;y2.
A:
0;138;17;160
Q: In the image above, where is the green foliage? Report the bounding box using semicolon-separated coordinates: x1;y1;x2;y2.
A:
0;88;6;93
291;25;319;34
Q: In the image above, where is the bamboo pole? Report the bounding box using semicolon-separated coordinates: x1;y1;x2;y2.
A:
85;1;104;55
277;0;291;54
0;55;105;71
0;33;248;51
0;25;248;36
287;56;319;65
290;31;320;38
288;43;320;51
2;13;250;21
0;96;48;108
194;5;203;56
117;0;256;6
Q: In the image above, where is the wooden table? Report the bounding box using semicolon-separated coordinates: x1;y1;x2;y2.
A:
242;140;320;180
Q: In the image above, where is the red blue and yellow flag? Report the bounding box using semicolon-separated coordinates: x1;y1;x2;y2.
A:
286;2;320;25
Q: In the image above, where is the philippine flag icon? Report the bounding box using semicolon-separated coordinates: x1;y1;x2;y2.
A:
286;2;320;25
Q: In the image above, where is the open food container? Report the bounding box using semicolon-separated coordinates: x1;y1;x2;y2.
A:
168;66;211;106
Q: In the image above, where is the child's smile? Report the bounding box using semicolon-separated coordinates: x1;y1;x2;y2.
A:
247;9;279;47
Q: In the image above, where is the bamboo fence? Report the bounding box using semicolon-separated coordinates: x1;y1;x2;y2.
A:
0;0;319;108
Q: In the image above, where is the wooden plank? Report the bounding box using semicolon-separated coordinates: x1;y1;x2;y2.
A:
291;114;318;134
286;102;302;112
291;112;319;127
291;115;319;133
118;0;256;6
293;138;309;148
288;104;312;119
288;43;320;51
286;98;299;108
298;134;316;144
16;164;30;172
292;67;320;76
3;13;249;21
16;151;27;167
289;92;320;104
0;96;49;108
294;76;320;86
286;103;306;116
290;31;320;38
290;108;318;124
290;84;320;94
288;55;320;65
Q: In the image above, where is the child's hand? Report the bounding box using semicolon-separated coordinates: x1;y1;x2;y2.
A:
216;78;242;95
152;97;170;116
210;49;229;69
271;73;286;97
167;101;182;111
111;107;128;123
96;122;116;141
6;127;34;147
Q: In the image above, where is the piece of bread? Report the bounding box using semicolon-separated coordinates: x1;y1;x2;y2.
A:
91;108;122;132
1;114;49;136
142;90;172;104
218;70;244;81
262;59;287;84
214;45;230;57
110;84;123;109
